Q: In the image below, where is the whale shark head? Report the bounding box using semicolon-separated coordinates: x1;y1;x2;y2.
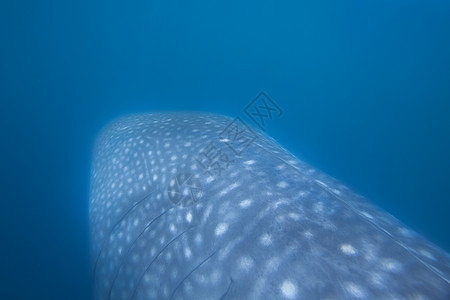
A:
90;112;450;299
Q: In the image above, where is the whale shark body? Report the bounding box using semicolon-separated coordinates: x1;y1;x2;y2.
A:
90;113;450;299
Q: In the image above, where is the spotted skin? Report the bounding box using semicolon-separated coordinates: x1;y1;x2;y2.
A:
90;113;450;299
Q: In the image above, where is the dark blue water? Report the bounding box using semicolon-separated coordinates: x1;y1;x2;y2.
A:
1;1;449;299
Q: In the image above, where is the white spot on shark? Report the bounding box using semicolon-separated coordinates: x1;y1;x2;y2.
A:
381;258;402;272
260;233;273;246
186;212;193;223
280;280;297;299
185;247;192;259
340;243;357;255
345;282;366;298
277;181;289;188
239;256;254;271
215;223;228;236
239;199;252;208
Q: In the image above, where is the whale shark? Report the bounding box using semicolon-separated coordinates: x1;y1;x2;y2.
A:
90;113;450;299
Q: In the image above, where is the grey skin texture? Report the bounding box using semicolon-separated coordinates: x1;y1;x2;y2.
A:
90;113;450;300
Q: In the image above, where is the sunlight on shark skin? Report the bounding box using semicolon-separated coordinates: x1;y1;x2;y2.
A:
90;113;450;299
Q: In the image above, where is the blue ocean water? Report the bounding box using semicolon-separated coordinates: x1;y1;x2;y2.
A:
1;0;449;299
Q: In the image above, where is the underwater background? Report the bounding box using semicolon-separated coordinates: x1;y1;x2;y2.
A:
1;0;449;299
